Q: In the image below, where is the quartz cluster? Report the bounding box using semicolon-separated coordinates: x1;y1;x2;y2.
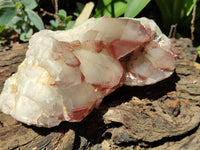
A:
0;17;178;127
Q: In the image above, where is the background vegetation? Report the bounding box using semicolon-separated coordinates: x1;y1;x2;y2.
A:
0;0;199;58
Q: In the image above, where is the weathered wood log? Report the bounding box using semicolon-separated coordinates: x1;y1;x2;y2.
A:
0;43;27;91
0;38;200;150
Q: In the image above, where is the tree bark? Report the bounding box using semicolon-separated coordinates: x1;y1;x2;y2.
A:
0;39;200;150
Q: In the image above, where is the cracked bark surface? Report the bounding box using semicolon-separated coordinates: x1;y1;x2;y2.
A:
0;38;200;150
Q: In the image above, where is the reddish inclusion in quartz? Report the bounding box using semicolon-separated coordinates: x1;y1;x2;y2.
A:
69;104;95;121
106;40;145;59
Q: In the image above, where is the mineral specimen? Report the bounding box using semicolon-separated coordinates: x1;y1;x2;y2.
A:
0;17;178;127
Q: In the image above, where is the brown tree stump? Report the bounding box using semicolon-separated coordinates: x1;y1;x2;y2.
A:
0;39;200;150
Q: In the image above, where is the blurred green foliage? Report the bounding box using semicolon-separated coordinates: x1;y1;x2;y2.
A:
198;45;200;57
154;0;200;57
94;0;150;18
95;0;128;17
125;0;150;18
0;0;44;41
154;0;196;32
50;9;74;30
0;0;74;43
